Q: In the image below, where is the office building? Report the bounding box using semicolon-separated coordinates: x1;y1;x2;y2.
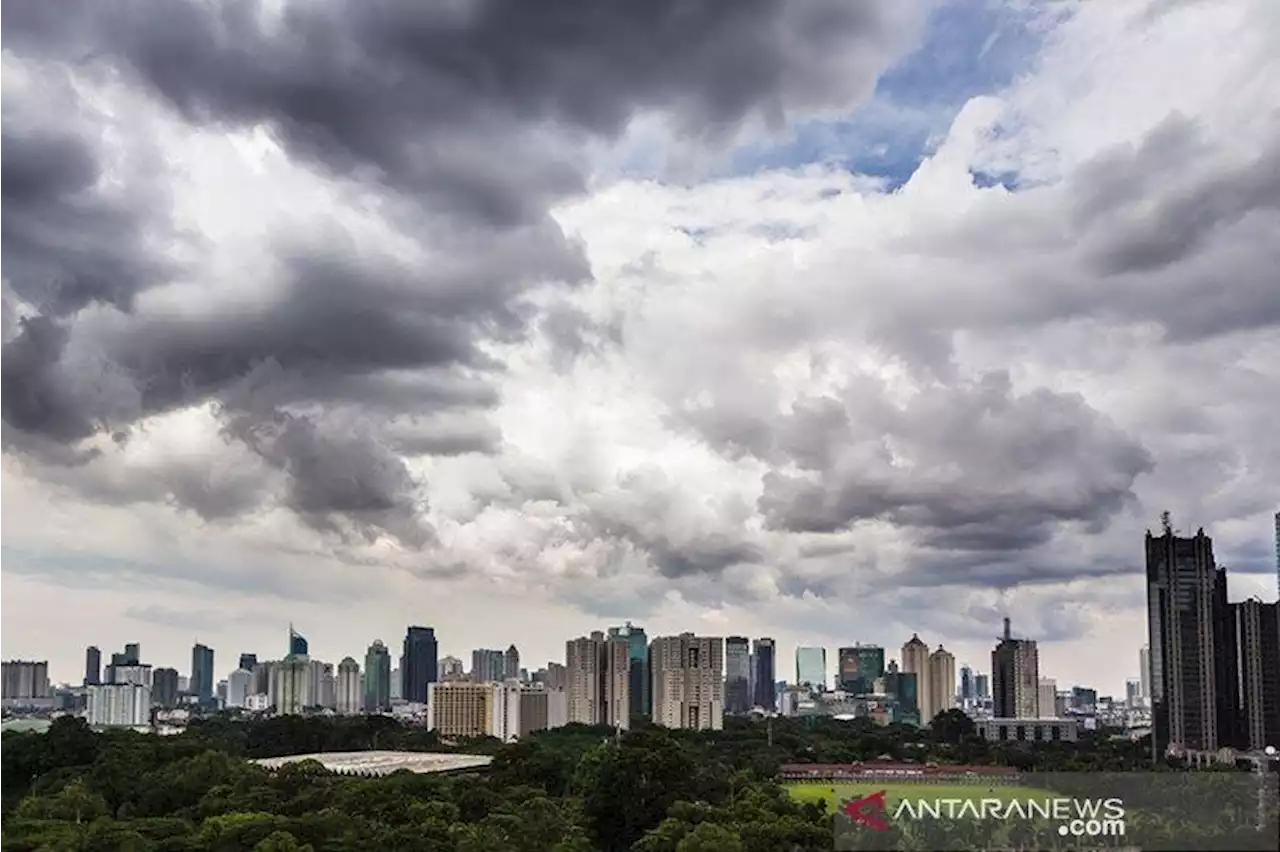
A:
959;665;974;703
1038;678;1058;719
270;656;311;715
123;644;141;665
152;667;180;708
515;683;568;738
1228;598;1280;751
470;649;506;683
336;658;362;715
651;633;725;731
1;660;50;704
319;662;337;710
608;622;651;717
289;628;309;657
927;646;956;720
191;644;215;706
402;626;439;704
87;683;151;727
1145;526;1234;753
439;656;465;680
795;646;827;691
503;645;521;680
901;634;931;724
110;664;152;688
1071;686;1097;714
838;645;886;695
992;618;1040;720
1125;679;1142;708
238;653;258;672
85;646;101;687
226;669;252;708
725;636;751;714
752;638;776;711
364;641;392;712
882;660;919;722
974;673;990;700
427;681;496;740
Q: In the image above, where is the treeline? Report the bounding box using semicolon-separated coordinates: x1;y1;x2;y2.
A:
0;711;1173;851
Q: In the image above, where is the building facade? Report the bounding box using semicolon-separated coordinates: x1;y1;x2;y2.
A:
752;638;776;711
402;626;439;704
901;634;931;724
795;646;827;691
651;633;725;730
191;644;215;706
226;668;252;708
608;622;651;717
85;646;101;687
364;641;392;712
270;656;311;715
992;619;1040;720
470;649;506;683
927;646;956;720
1038;678;1058;719
335;658;362;715
152;667;180;709
87;683;151;727
1229;598;1280;750
725;636;751;714
1;660;50;705
837;645;885;695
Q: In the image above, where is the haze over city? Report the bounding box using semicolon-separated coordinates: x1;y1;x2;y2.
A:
3;0;1279;697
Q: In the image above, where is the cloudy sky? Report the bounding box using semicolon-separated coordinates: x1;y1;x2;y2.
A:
3;0;1278;696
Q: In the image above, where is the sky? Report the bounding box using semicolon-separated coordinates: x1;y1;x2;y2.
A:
2;0;1279;698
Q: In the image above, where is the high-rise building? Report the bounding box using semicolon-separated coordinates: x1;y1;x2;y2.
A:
974;673;990;700
336;658;362;715
426;681;495;740
470;649;506;683
289;628;309;657
959;665;974;703
565;631;630;729
503;645;521;681
191;644;215;706
927;646;956;721
992;618;1039;720
364;641;392;712
1138;646;1151;703
1071;686;1098;714
226;669;252;708
901;634;931;724
270;657;311;715
319;663;337;710
1038;678;1058;719
795;646;827;691
402;626;439;704
838;645;886;695
651;633;725;730
1;660;51;703
238;653;258;672
152;667;180;708
882;660;919;722
537;662;567;691
1227;598;1280;751
85;646;101;687
1146;526;1235;754
608;622;651;717
725;636;751;714
439;656;465;680
87;683;150;727
1274;511;1280;602
123;644;141;665
1125;679;1142;708
752;638;776;711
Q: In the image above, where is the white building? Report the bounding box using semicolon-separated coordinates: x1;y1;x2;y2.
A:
1038;678;1058;718
87;683;151;727
336;658;362;715
226;669;253;708
270;656;311;715
245;693;271;712
110;664;153;688
651;633;725;731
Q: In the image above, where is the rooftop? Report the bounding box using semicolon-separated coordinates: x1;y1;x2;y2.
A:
250;750;492;776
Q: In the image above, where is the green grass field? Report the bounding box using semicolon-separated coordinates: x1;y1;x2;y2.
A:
787;782;1060;814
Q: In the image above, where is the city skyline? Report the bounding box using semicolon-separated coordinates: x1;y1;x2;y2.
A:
3;0;1279;702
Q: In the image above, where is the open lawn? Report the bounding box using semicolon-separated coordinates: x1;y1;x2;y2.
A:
787;782;1061;814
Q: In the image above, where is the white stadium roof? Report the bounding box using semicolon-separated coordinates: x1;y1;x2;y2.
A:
251;750;493;776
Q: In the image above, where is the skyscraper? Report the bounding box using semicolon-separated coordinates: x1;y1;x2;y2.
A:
1274;511;1280;601
651;633;725;730
289;627;309;657
470;648;506;682
565;631;630;729
837;645;885;695
1138;646;1151;703
364;640;392;712
402;626;439;704
1146;526;1235;754
238;653;258;672
1038;678;1058;719
503;645;521;680
992;618;1039;719
795;646;827;690
123;643;141;665
724;636;751;714
1227;598;1280;751
608;622;651;717
152;667;179;709
974;673;990;700
752;638;776;711
85;646;101;687
928;646;956;720
901;634;931;724
191;643;214;706
882;660;919;722
336;658;362;715
959;665;973;703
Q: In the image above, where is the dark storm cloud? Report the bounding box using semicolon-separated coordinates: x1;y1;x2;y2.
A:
2;0;915;547
743;372;1153;572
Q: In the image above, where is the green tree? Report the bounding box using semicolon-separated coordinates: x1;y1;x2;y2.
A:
675;822;745;852
254;829;313;852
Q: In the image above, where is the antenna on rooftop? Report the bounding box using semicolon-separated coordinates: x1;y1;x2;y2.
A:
1160;511;1173;536
1002;617;1011;642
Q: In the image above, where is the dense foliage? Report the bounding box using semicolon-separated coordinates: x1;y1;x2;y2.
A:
0;711;1242;851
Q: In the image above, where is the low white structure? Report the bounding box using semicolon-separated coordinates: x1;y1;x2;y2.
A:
87;683;151;727
251;750;492;776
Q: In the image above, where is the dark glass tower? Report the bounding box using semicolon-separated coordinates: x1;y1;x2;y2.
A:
752;637;776;711
84;646;101;686
402;626;438;704
238;653;258;672
609;623;651;717
1145;526;1235;755
724;636;751;714
364;640;392;712
191;643;215;705
289;627;309;657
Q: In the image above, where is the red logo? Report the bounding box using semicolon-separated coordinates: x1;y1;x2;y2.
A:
842;791;889;832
